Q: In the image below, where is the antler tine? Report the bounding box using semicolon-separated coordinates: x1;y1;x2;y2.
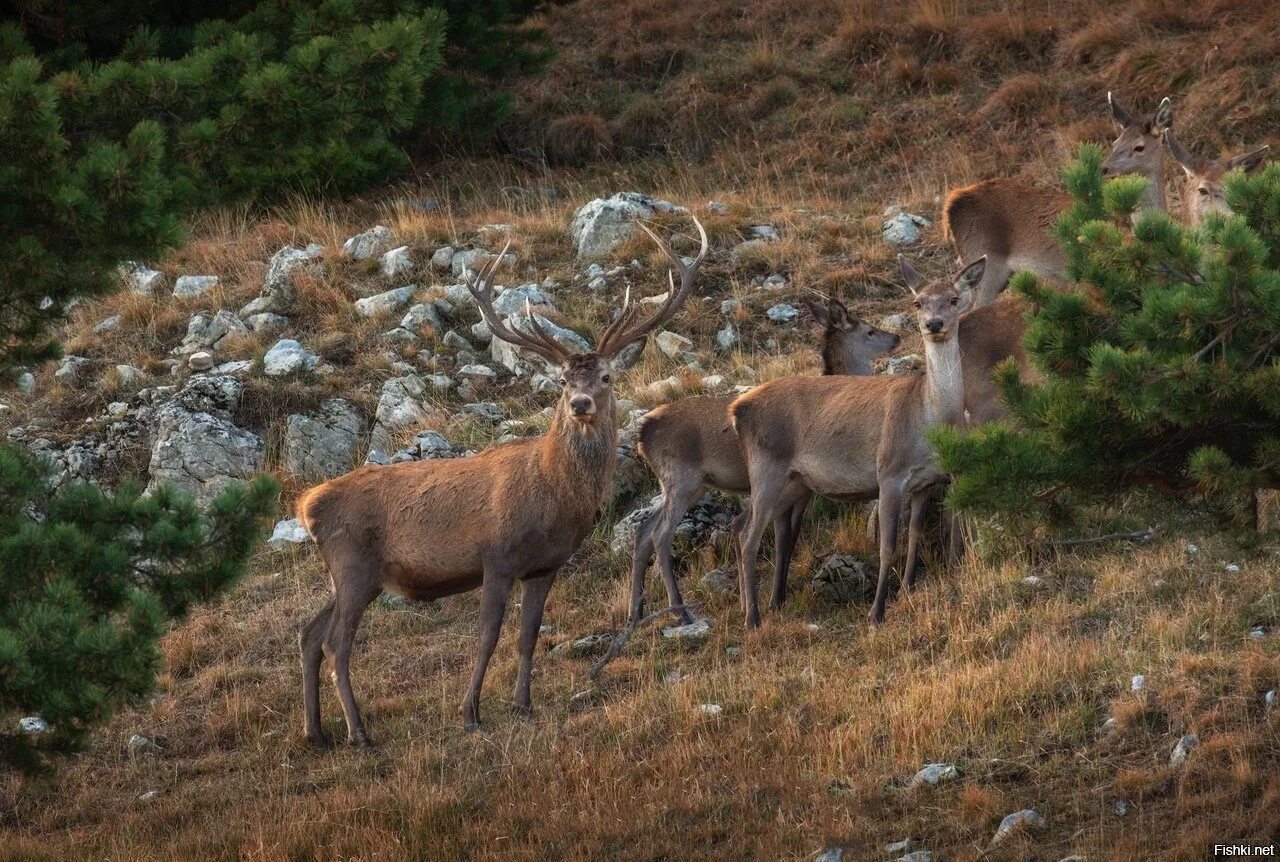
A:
598;215;708;357
464;240;570;364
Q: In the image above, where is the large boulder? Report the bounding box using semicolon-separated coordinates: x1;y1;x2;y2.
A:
811;554;877;604
173;275;218;299
370;374;429;453
239;244;322;317
354;285;415;318
177;310;248;355
568;193;687;259
146;376;264;509
283;398;363;480
262;339;317;376
342;225;393;260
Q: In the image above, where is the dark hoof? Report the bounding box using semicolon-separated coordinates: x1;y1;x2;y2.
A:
677;611;696;626
867;611;885;627
464;721;480;733
306;732;333;750
350;735;378;751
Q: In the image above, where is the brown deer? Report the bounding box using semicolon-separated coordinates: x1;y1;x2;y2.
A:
943;93;1172;307
730;256;984;628
629;299;900;626
296;218;708;748
1163;128;1270;226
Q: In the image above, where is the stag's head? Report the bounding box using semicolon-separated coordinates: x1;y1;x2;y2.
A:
899;256;982;344
466;217;709;427
1102;92;1172;179
804;298;900;373
1164;128;1270;226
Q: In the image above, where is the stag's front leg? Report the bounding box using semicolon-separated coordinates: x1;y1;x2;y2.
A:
462;569;514;731
514;571;556;717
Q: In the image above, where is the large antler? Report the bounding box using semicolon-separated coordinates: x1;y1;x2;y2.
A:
596;215;709;358
464;241;572;365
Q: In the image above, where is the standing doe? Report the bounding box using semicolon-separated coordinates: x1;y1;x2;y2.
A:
942;93;1172;307
296;218;707;748
730;257;984;628
629;299;899;625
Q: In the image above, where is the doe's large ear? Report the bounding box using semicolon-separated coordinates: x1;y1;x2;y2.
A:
1228;145;1270;174
609;337;647;372
1153;96;1173;133
1108;91;1135;128
955;256;986;294
828;298;852;328
1163;128;1199;175
898;255;925;294
804;299;830;328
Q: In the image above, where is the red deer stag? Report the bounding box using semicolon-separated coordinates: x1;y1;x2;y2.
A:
730;256;983;628
297;218;708;747
629;299;899;625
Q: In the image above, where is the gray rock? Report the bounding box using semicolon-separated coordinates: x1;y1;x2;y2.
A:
443;330;476;353
16;372;34;394
94;314;121;334
493;283;554;316
899;853;933;862
1131;674;1146;692
879;313;912;331
380;245;414;277
661;618;711;641
244;312;290;333
720;298;740;315
766;303;799;324
491;314;589;375
1170;733;1199;765
470;320;493;343
882;211;931;246
462;402;502;422
884;838;914;855
178;309;248;354
992;809;1046;844
812;554;876;605
886;354;922;375
430;245;456;271
715;324;739;351
283;398;362;479
127;734;158;755
342;225;393;260
530;373;560;393
371;375;429;452
910;762;960;788
114;364;142;386
451;248;516;278
381;327;421;348
814;850;843;862
701;567;737;594
188;352;214;371
655;330;693;359
355;285;415;317
425;374;453;390
551;632;614;658
262;339;317;376
457;364;497;382
173;275;218;298
146;376;263;509
122;263;164;295
19;716;48;733
569;192;687;258
707;200;730;214
255;244;322;313
54;355;89;386
401;302;444;334
747;224;779;242
268;517;312;549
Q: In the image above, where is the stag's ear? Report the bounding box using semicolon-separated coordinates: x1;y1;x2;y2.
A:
609;338;647;372
1153;96;1173;133
1108;91;1135;128
804;299;830;328
898;255;925;294
955;256;986;294
1163;128;1198;175
1228;145;1270;173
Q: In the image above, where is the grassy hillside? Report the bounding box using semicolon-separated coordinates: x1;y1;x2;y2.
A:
2;0;1279;859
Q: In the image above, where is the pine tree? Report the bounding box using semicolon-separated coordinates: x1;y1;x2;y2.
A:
932;146;1280;529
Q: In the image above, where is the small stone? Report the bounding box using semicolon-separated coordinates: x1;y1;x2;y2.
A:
138;790;161;802
127;734;158;755
462;402;502;422
700;374;726;390
814;850;843;862
457;364;497;382
697;704;723;716
188;352;214;371
1113;799;1128;816
94;314;121;334
493;283;553;317
16;372;34;394
661;619;711;641
443;330;475;353
715;324;739;351
245;312;290;333
568;690;595;708
720;298;740;315
1185;542;1199;555
1226;563;1240;573
587;275;608;291
173;275;218;298
19;716;48;733
431;246;456;271
707;200;730;214
1250;626;1265;639
1170;733;1199;765
910;763;959;788
268;517;312;549
354;285;415;318
725;646;741;658
114;365;141;386
655;330;693;359
766;303;799;324
700;567;737;594
530;373;560;393
1101;717;1118;733
262;339;318;376
342;225;393;260
1023;575;1044;587
746;224;779;242
882;211;931;246
663;668;686;685
380;246;414;277
552;633;614;658
992;809;1046;844
899;852;933;862
879;313;912;331
1264;690;1276;710
1131;675;1146;693
886;354;922;375
124;263;165;295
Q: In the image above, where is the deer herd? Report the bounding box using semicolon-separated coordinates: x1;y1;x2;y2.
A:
296;94;1270;748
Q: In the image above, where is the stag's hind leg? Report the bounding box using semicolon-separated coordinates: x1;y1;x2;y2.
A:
514;571;556;717
324;571;381;750
300;596;336;747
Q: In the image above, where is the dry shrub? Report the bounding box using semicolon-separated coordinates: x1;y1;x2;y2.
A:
1056;16;1131;65
608;42;688;79
610;94;672;154
750;76;800;119
961;10;1057;70
1132;0;1212;31
958;784;1000;828
977;73;1058;126
907;0;961;62
545;113;613;166
829;17;897;63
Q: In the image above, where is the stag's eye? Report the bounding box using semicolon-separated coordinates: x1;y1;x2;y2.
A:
1132;144;1146;154
949;297;958;305
913;301;922;310
559;378;566;386
601;374;611;384
1198;187;1210;196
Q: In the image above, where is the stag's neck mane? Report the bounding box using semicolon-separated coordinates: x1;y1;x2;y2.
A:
540;396;619;501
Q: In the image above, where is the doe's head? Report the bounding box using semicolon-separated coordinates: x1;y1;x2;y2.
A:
1101;92;1172;179
805;298;900;373
1164;128;1270;226
899;256;981;344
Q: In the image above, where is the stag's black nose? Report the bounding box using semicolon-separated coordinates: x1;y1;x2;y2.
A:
926;319;944;334
570;396;594;416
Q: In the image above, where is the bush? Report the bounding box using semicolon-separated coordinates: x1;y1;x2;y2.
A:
933;145;1280;530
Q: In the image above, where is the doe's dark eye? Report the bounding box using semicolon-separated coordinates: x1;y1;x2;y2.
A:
601;375;611;384
1133;144;1145;154
949;297;958;305
913;301;922;310
1198;187;1210;196
559;378;566;386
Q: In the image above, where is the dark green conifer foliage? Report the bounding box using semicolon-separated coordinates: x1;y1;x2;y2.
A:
932;145;1280;528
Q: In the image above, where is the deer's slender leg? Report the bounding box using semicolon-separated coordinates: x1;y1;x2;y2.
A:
462;569;514;731
738;465;792;630
975;254;1013;308
770;489;812;610
901;489;931;592
628;510;660;624
324;574;381;749
300;596;336;748
946;508;965;566
514;571;556;716
869;483;904;626
653;477;704;625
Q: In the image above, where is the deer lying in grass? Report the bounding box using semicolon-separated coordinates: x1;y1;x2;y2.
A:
629;299;900;625
1163;128;1270;226
730;256;984;628
943;93;1172;307
296;218;707;748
